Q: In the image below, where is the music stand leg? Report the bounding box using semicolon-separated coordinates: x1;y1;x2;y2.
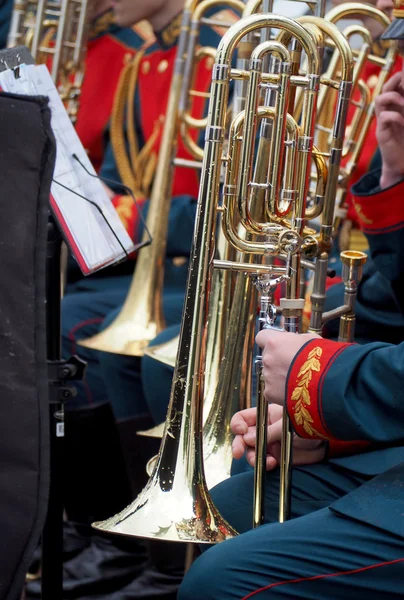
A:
41;218;64;600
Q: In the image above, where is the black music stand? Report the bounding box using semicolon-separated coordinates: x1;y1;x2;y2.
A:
0;47;86;600
43;218;86;600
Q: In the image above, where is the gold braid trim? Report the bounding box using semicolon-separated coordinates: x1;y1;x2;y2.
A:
126;58;162;198
110;43;160;200
115;195;135;231
160;12;182;47
127;55;141;184
88;10;116;40
136;116;163;197
290;346;327;438
352;198;373;225
110;52;145;196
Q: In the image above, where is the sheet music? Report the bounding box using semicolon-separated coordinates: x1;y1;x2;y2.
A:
0;63;136;273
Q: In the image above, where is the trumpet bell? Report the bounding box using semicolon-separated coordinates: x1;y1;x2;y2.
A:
93;456;237;543
78;318;158;357
143;335;179;368
145;454;158;476
137;423;165;438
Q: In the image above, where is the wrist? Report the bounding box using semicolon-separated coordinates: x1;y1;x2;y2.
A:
380;168;404;190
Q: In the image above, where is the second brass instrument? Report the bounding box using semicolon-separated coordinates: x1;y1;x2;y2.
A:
8;0;91;121
79;0;245;357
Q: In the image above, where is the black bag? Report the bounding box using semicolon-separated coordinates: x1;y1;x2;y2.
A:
0;91;55;600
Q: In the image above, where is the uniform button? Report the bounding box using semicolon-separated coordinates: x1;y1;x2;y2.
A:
367;74;378;89
158;59;169;73
142;60;150;74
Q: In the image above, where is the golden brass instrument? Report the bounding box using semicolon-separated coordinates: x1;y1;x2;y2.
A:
92;11;357;543
324;4;397;230
143;0;328;491
138;1;389;494
79;0;245;357
7;0;91;121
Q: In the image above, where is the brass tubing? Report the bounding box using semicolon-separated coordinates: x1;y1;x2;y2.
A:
223;107;300;253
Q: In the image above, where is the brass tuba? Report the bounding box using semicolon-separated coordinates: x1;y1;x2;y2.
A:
142;0;393;492
142;0;328;491
91;11;352;543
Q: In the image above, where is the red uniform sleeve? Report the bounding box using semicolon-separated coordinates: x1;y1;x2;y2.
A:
352;177;404;235
286;339;369;457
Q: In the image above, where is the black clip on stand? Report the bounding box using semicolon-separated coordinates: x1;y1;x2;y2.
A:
41;217;86;600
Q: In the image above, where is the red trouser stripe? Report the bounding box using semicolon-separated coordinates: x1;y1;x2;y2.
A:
242;557;404;599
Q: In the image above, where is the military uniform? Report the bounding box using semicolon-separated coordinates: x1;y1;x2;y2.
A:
323;148;404;344
0;0;12;49
178;169;404;600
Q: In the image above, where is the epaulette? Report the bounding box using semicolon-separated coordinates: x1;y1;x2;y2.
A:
209;9;239;37
131;20;155;44
159;12;182;48
88;10;116;39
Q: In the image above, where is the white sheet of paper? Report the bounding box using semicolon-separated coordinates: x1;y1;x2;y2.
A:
0;63;136;273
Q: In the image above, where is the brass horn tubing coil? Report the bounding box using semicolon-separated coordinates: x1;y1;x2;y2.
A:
180;47;216;161
341;78;370;162
251;42;293;221
130;14;318;539
179;0;245;159
299;16;354;237
317;24;371;113
342;48;397;183
316;11;395;233
179;0;245;114
223;108;299;254
305;146;327;220
326;3;392;32
238;41;291;232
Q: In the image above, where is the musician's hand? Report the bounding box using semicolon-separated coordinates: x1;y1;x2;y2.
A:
255;328;320;406
231;405;326;470
375;70;404;189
